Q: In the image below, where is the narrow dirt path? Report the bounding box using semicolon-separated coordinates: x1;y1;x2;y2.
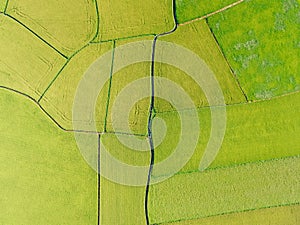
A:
144;0;178;224
179;0;245;26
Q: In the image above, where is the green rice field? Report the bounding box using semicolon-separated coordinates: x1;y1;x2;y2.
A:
208;0;300;100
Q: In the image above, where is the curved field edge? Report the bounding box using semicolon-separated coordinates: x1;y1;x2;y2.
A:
0;88;97;224
149;156;300;224
207;0;300;100
0;14;66;100
152;90;300;176
39;42;113;132
41;36;155;135
159;203;300;225
5;0;98;56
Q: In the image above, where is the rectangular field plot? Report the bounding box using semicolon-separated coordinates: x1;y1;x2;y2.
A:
96;0;174;41
0;14;66;100
104;36;154;135
0;89;97;225
155;20;246;113
163;204;300;225
149;156;300;224
153;91;300;174
175;0;237;23
100;134;150;225
208;0;300;100
100;177;148;225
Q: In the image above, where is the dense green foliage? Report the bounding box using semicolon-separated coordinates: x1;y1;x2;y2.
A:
208;0;300;100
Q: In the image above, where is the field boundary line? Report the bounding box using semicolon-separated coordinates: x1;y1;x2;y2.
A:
38;43;94;102
91;0;100;42
3;0;9;13
155;89;300;115
206;18;249;102
151;154;300;180
3;14;68;59
145;0;178;224
0;86;148;137
103;41;116;132
151;202;300;225
97;134;101;225
92;33;156;44
1;84;298;136
179;0;245;26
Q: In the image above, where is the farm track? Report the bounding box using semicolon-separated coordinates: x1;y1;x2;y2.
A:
179;0;245;26
144;0;178;224
97;134;101;225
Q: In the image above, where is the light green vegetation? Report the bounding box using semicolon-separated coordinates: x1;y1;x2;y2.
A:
175;0;237;23
149;156;300;224
104;36;154;135
95;0;174;41
0;0;6;12
100;177;147;225
6;0;97;56
0;89;97;224
153;91;300;174
40;42;113;131
0;14;66;100
155;20;246;113
208;0;300;100
100;134;150;225
163;204;300;225
101;134;150;167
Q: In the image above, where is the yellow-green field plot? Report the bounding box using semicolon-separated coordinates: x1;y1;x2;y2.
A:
175;0;238;23
0;0;6;12
208;0;300;100
100;134;150;225
104;36;154;135
162;204;300;225
154;20;246;113
95;0;174;41
40;42;113;131
153;91;300;174
149;156;300;224
0;89;97;224
0;14;66;100
5;0;97;56
100;176;148;225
